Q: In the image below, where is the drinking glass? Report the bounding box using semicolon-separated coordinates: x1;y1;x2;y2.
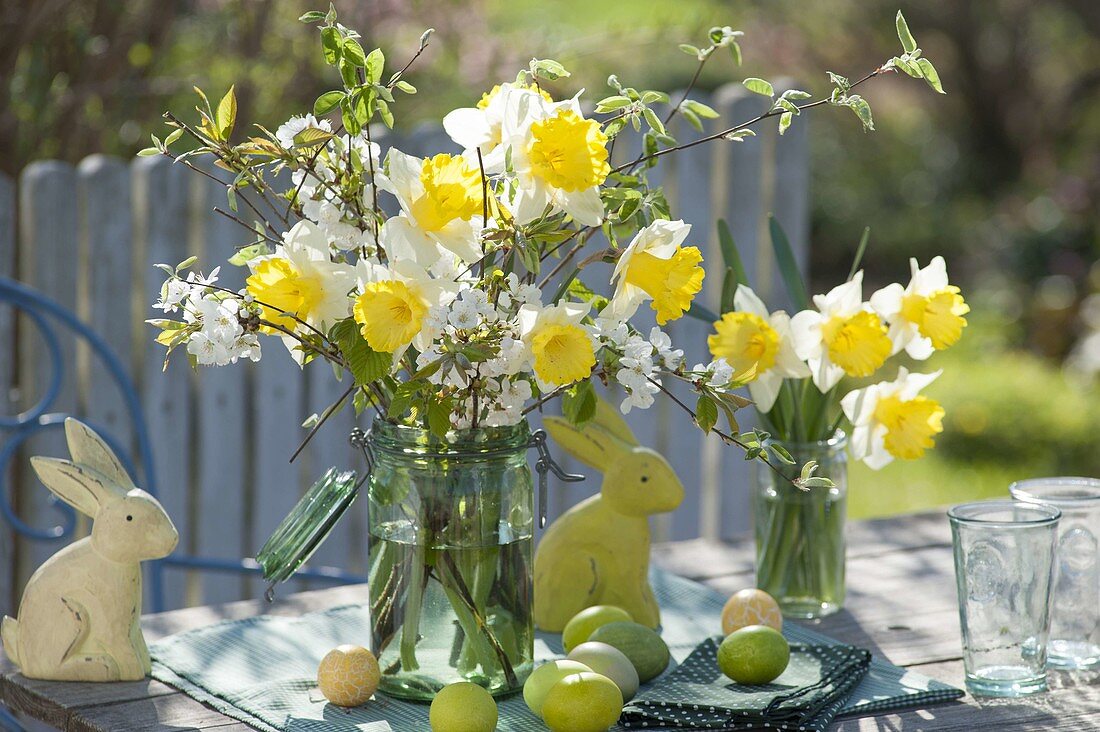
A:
1010;477;1100;670
949;500;1060;697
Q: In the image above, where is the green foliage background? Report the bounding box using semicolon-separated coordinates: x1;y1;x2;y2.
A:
5;0;1099;517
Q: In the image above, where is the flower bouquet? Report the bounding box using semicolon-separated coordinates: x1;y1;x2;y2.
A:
145;6;944;696
709;219;968;616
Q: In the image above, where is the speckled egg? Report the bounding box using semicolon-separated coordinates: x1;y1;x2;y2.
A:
720;588;783;635
317;645;380;707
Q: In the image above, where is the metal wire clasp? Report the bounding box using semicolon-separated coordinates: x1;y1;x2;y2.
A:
528;429;584;528
349;427;375;490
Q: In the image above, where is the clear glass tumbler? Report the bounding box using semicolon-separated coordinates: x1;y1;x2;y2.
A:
1010;478;1100;670
948;500;1060;697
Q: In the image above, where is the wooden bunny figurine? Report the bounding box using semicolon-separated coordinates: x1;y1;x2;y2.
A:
534;398;684;631
1;418;178;681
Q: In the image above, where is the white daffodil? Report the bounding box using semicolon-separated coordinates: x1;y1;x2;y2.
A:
607;219;705;325
517;301;595;389
870;256;969;360
500;88;609;226
275;114;332;150
442;82;549;171
245;220;356;340
353;259;459;357
378;148;485;268
707;285;810;412
841;367;945;469
789;272;893;393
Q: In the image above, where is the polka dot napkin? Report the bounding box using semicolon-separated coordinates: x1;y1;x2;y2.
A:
619;638;871;731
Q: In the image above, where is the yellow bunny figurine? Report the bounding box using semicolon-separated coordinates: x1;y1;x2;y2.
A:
534;398;684;631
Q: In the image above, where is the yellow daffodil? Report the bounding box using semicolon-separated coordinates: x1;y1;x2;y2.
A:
517;302;594;388
379;149;484;268
790;272;892;392
354;280;428;353
442;82;550;170
841;367;945;468
708;285;810;411
871;256;969;358
608;219;704;325
503;92;609;226
245;220;355;337
353;260;458;355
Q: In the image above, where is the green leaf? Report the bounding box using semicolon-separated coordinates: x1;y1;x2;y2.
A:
642;106;665;135
320;26;341;65
595;95;632;113
137;147;160;157
679;43;702;57
681;108;702;132
164;128;184;146
427;397;452;437
916;58;946;94
896;11;918;54
696;395;719;434
228;242;269;266
717;219;749;286
394;80;417;94
742;78;774;97
685;302;720;323
313;90;344;117
682;99;719;119
530;58;570;80
365;48;385;84
847;226;871;282
563;381;597;426
720;267;738;314
330;319;391;386
299;10;326;23
769;216;810;310
778;111;793;135
723;128;756;142
292;125;335;149
215;85;237;140
341;38;367;67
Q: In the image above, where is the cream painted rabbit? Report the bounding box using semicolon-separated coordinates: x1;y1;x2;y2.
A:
534;398;684;631
1;418;178;681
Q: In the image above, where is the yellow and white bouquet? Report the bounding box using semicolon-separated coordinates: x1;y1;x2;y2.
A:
146;7;945;476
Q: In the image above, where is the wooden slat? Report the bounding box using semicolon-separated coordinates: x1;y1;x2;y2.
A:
133;156;194;610
0;171;14;617
17;161;80;586
77;155;135;467
767;79;811;311
193;165;250;606
249;344;306;597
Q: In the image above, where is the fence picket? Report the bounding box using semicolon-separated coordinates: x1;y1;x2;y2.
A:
134;155;194;609
194;165;250;605
17;162;80;589
0;173;13;615
78;156;135;466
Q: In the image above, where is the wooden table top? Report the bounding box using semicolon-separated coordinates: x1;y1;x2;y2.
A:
2;510;1097;731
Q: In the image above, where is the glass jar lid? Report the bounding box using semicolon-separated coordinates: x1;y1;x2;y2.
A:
255;467;359;596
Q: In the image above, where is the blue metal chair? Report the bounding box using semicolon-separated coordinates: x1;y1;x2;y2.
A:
0;275;364;616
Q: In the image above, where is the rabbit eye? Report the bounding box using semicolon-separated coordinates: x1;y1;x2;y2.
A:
126;515;133;522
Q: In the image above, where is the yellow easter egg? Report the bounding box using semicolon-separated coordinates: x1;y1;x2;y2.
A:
317;644;380;707
721;589;783;635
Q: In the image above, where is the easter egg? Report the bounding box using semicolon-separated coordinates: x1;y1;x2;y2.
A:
721;588;783;635
562;605;634;653
429;682;498;732
588;621;670;683
568;641;640;701
542;671;624;732
316;644;380;707
718;625;790;685
523;659;592;717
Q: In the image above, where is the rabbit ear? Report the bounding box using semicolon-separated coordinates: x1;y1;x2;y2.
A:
591;397;639;446
544;416;631;470
29;458;121;518
64;418;135;490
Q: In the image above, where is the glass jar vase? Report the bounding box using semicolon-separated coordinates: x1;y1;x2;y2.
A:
366;420;535;701
752;432;848;619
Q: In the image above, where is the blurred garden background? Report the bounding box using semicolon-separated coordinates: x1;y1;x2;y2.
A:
3;0;1098;519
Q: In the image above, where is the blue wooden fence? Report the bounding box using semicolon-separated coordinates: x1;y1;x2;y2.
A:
0;82;809;613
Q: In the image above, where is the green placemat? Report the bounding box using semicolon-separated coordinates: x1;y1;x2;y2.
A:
150;568;962;731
